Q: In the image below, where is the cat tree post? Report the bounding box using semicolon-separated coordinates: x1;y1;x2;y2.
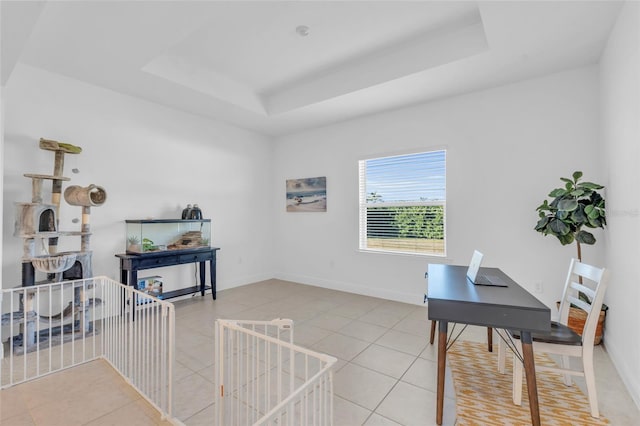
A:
32;177;43;203
41;138;80;254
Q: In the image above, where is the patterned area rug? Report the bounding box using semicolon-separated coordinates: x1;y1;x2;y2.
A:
448;341;610;425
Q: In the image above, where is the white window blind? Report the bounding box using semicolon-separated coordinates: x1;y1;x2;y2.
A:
358;150;446;256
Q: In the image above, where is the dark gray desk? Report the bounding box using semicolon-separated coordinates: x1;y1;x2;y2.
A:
427;264;550;426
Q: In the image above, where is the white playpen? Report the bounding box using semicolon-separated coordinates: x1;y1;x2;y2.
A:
215;318;337;425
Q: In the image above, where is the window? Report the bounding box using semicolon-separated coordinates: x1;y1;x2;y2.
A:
358;150;446;256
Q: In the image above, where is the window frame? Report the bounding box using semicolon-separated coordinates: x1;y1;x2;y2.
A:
358;149;447;257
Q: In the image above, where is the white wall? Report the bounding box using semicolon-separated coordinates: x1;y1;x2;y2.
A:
2;64;275;291
600;0;640;408
1;86;5;293
273;66;604;307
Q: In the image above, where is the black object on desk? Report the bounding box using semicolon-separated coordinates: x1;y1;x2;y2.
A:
116;247;220;300
427;264;550;426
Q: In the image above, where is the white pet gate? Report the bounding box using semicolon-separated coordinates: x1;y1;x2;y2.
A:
215;319;337;425
1;277;175;420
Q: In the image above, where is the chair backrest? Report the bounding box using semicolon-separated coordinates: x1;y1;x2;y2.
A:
558;258;609;345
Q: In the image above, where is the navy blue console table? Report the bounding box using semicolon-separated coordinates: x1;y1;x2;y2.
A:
116;247;219;300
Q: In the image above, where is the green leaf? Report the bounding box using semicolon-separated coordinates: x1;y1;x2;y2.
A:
576;230;596;245
557;199;578;211
588;216;602;228
535;217;549;231
549;188;567;197
549;219;570;235
560;177;573;185
572;171;583;182
536;200;550;211
558;233;574;245
587;207;600;219
570;189;585;197
584;204;594;215
591;192;604;204
571;206;587;224
578;291;592;304
579;182;604;190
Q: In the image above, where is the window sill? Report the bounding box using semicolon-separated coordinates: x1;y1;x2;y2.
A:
357;248;452;262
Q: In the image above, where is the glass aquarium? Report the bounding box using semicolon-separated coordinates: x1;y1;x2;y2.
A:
125;219;211;254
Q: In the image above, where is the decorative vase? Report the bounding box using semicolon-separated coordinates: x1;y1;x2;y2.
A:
189;204;202;219
182;204;192;220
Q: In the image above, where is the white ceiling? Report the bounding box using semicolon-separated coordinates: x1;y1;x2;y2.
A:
1;1;623;136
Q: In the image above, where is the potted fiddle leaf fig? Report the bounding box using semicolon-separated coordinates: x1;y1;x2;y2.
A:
534;171;607;343
535;171;606;259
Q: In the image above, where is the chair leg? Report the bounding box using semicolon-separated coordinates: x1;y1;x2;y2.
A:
498;336;507;374
561;355;572;386
583;351;600;417
487;327;493;352
430;320;437;344
513;352;523;405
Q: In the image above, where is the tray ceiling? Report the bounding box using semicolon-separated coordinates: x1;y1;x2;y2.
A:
1;1;623;136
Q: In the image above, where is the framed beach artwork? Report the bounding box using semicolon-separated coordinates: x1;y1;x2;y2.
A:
286;176;327;212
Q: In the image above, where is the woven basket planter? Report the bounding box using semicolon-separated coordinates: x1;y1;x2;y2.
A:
566;306;606;345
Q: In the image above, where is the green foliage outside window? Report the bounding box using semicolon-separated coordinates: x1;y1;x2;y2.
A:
394;206;444;239
367;205;444;240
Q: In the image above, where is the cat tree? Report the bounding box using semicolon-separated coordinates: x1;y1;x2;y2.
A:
2;138;107;353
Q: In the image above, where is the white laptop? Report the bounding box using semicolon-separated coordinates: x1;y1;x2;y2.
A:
466;250;508;287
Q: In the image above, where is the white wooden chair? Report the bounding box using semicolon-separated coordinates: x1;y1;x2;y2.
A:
501;259;609;418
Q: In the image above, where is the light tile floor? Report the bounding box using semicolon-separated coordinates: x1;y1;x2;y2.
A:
1;279;638;425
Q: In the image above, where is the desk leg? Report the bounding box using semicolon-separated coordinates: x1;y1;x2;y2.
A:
436;320;448;425
430;320;437;344
199;261;206;296
521;331;541;426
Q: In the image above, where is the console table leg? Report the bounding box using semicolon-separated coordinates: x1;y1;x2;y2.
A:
210;258;216;300
130;270;137;289
199;261;206;296
119;263;128;317
120;265;128;286
130;270;138;321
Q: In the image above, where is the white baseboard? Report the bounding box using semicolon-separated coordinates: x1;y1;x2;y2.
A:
273;272;425;306
604;340;640;411
217;272;274;291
